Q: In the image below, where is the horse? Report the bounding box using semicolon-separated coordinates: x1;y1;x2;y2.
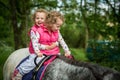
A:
3;48;120;80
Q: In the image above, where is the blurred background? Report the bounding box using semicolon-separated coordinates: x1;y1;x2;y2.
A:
0;0;120;79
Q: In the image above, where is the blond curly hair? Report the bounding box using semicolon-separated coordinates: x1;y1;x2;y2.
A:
45;11;64;29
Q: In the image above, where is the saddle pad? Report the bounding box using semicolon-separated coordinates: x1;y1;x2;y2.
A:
14;55;56;80
22;65;45;80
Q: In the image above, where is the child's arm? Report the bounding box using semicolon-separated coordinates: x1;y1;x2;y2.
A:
38;42;58;50
30;30;43;57
58;31;71;56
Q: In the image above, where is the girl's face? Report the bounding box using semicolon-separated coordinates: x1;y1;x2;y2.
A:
35;12;46;26
51;18;63;31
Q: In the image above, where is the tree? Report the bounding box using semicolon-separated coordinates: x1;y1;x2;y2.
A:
0;0;58;49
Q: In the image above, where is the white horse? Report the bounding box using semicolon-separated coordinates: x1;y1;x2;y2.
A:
3;48;120;80
3;48;29;80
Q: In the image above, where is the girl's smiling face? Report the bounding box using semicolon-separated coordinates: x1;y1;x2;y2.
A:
35;12;46;26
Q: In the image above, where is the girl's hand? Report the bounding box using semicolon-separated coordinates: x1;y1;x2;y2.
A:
45;42;58;50
37;52;43;57
64;51;74;59
64;53;71;57
64;51;71;57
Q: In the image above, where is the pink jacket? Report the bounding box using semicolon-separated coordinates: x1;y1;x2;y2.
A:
29;24;60;55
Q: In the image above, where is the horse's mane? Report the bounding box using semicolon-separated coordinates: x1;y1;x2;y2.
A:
57;55;96;67
57;55;120;80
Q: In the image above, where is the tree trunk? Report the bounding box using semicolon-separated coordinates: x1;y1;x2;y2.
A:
9;0;20;49
9;0;30;49
80;0;89;50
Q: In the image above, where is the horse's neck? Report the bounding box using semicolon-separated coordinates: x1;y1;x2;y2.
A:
42;57;120;80
43;58;95;80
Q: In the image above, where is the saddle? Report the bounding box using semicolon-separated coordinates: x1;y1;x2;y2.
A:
14;55;57;80
31;55;74;80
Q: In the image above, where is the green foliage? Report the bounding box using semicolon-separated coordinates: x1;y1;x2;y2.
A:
99;61;120;72
86;40;120;71
0;41;14;80
0;0;119;49
0;16;14;46
70;48;88;61
60;24;84;48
